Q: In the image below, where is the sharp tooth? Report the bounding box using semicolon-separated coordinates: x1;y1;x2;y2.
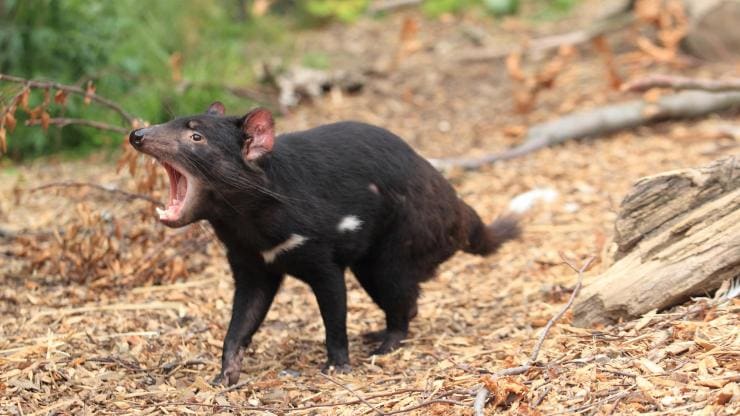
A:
151;158;156;165
156;207;166;218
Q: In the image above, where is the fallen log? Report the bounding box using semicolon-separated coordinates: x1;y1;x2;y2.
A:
429;90;740;170
682;0;740;62
573;156;740;327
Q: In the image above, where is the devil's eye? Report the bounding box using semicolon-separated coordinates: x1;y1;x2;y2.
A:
191;133;203;141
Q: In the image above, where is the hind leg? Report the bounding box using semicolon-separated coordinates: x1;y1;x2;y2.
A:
352;260;424;355
360;302;418;344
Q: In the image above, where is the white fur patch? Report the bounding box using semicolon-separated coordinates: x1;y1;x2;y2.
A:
261;234;307;264
508;187;558;214
337;215;363;232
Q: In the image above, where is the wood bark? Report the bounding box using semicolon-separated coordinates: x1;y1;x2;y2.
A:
573;156;740;327
682;0;740;62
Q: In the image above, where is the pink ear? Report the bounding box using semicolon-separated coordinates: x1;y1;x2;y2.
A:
206;101;225;116
242;108;274;161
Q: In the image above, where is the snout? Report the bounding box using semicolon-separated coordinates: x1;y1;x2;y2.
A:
129;128;146;148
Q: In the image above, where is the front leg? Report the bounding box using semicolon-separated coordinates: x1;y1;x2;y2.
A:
213;268;283;386
306;266;350;371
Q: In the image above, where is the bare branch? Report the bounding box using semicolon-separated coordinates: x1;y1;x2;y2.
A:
473;387;489;416
368;0;422;13
623;75;740;93
430;91;740;170
385;399;466;415
25;118;129;134
473;255;595;416
28;181;160;205
529;254;594;365
0;73;137;124
319;373;386;415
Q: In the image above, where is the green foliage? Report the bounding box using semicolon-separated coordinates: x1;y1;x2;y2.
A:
483;0;520;16
303;0;369;22
0;0;582;159
301;52;331;70
422;0;479;16
0;0;289;159
532;0;580;20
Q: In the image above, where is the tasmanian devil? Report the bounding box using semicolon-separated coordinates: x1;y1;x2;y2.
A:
128;102;520;385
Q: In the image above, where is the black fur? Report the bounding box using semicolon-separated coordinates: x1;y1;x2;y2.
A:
129;110;520;386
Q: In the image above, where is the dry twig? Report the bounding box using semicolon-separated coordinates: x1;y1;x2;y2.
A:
368;0;422;13
0;73;136;124
28;181;160;205
473;255;595;416
25;117;129;134
623;74;740;93
319;373;386;415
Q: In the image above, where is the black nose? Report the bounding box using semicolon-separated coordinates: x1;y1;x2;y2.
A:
129;129;145;148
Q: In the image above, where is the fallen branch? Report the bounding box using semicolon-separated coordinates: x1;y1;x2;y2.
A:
28;181;160;205
317;374;469;415
384;399;466;415
0;73;136;124
457;13;634;63
368;0;422;13
472;255;595;416
430;90;740;170
319;373;386;416
25;118;129;134
623;74;740;92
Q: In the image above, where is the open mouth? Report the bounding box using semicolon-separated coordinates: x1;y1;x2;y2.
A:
155;162;190;223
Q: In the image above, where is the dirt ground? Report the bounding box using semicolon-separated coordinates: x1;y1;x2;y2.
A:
1;5;739;416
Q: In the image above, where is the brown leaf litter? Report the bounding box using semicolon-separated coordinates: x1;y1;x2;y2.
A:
1;4;739;415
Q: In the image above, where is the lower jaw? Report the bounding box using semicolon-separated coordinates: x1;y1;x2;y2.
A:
159;217;185;228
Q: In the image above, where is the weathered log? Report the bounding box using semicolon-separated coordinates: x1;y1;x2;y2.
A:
682;0;740;62
573;156;740;327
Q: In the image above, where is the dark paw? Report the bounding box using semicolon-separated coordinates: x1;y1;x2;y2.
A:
210;373;228;387
210;370;240;387
370;330;406;355
321;362;352;374
361;329;387;344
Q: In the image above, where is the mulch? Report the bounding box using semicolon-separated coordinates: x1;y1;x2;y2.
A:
1;4;738;415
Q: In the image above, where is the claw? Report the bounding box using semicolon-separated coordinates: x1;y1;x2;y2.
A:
321;363;352;374
210;374;228;387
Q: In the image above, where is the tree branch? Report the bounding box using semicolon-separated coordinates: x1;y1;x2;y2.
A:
623;74;740;93
0;73;137;124
28;181;160;205
368;0;422;13
25;118;129;134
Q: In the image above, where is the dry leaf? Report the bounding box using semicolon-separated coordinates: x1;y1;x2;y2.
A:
506;51;526;83
483;376;528;408
716;382;738;405
5;111;17;132
84;81;96;105
41;111;51;131
251;0;272;17
0;127;6;153
54;89;68;106
169;52;183;83
19;87;30;110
